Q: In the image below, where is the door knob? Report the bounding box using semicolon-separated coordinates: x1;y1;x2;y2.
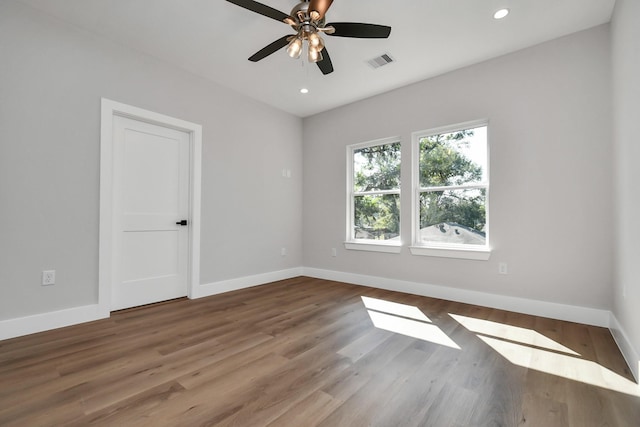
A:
176;220;188;226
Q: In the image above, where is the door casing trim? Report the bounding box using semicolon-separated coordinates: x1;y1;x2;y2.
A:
99;98;202;316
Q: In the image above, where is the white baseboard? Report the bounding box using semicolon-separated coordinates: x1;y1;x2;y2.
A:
193;267;304;299
302;267;611;328
0;268;304;341
609;313;640;382
4;266;636;385
0;304;107;341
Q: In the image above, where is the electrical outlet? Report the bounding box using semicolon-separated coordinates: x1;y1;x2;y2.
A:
42;270;56;286
281;247;286;257
498;263;508;275
331;248;337;257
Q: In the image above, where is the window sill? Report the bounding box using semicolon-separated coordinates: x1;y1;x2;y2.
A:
344;241;402;254
409;245;491;260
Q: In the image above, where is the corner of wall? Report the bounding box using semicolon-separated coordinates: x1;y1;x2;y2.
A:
609;312;640;383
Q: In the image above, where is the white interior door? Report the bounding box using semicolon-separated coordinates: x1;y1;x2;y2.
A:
111;115;190;310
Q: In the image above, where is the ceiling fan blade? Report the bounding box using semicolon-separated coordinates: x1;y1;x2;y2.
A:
248;35;293;62
316;47;334;75
326;22;392;38
226;0;291;23
308;0;334;20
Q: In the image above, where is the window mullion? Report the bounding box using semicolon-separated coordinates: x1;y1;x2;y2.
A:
354;189;401;196
419;183;487;192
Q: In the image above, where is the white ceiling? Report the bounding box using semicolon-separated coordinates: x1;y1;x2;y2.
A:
19;0;615;117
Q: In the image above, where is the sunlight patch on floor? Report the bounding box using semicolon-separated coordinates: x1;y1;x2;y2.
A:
362;297;460;349
479;336;640;397
361;296;431;322
450;313;640;397
449;313;580;356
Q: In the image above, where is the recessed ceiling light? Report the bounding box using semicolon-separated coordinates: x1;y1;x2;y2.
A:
493;8;509;19
300;88;309;94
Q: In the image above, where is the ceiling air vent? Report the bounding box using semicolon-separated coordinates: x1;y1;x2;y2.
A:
367;53;394;69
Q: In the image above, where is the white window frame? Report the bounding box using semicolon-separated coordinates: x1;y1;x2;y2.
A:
345;137;402;253
410;119;491;260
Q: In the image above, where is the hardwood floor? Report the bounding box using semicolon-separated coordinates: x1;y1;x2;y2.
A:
1;277;638;426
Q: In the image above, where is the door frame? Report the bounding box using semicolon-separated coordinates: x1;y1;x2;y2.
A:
98;98;202;316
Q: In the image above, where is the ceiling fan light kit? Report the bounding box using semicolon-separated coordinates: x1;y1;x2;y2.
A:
286;36;303;58
308;45;323;63
226;0;392;75
286;31;325;62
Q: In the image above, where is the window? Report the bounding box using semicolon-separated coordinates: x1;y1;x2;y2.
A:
411;121;490;259
346;138;401;253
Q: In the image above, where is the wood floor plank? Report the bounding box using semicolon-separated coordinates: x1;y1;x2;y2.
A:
266;390;343;427
65;381;187;427
589;325;637;381
416;382;481;427
0;276;638;426
318;346;437;427
80;332;274;414
336;327;393;363
0;347;162;422
520;392;569;427
176;336;292;390
154;352;292;426
321;333;417;403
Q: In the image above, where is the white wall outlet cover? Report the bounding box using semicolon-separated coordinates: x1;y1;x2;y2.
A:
42;270;56;285
498;263;508;275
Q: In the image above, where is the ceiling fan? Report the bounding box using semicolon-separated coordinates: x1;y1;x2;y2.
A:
226;0;392;75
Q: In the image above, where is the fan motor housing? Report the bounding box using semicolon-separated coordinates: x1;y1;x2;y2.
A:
289;1;309;18
289;1;325;28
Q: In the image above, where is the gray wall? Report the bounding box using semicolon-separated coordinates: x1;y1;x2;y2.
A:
303;25;613;310
0;2;303;320
612;0;640;362
0;0;623;336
